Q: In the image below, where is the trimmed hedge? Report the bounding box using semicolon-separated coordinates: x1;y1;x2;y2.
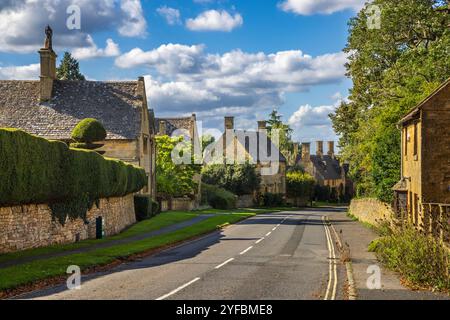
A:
134;195;159;221
201;183;237;210
0;129;147;222
71;118;107;143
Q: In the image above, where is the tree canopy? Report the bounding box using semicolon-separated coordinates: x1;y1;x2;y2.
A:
266;110;294;161
56;52;86;81
156;135;200;198
330;0;449;202
202;163;261;196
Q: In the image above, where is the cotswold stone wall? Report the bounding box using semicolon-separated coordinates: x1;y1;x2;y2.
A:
160;198;198;212
0;195;135;254
349;198;395;226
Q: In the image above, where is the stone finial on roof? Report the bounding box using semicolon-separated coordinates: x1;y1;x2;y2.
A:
44;25;53;50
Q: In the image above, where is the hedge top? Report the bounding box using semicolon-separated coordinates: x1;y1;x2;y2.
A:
0;128;147;207
71;118;107;143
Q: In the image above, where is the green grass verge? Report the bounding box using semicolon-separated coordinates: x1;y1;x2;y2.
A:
0;211;257;292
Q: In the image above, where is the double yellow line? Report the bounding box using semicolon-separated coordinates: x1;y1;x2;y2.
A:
323;216;338;300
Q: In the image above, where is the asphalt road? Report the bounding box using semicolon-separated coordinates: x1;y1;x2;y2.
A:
19;209;346;300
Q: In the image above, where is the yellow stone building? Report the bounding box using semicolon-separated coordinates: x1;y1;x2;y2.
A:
394;79;450;239
213;117;287;196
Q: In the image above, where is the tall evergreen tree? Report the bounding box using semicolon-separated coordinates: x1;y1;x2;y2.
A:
266;110;294;159
56;52;86;80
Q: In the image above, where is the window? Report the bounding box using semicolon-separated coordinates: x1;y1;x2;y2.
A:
413;122;418;159
404;128;408;156
267;139;272;157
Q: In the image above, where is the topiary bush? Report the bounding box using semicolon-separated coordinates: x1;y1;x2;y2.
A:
71;118;107;144
0;129;147;223
134;195;159;221
201;183;236;210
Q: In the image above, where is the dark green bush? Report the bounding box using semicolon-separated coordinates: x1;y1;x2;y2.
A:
260;193;285;207
201;183;236;210
0;129;147;222
202;163;261;196
71;118;107;144
134;195;159;221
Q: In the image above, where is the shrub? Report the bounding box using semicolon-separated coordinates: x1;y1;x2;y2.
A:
134;195;159;221
201;183;236;210
260;193;285;207
0;129;147;223
71;118;107;144
371;224;450;290
202;163;261;196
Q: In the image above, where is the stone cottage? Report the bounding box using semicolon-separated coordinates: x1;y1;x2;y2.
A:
211;117;287;202
393;78;450;240
0;27;157;198
295;141;352;200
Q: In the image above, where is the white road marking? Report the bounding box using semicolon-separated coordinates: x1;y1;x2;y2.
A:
156;277;201;300
215;258;234;270
323;216;338;301
255;238;264;244
240;246;253;255
265;232;272;237
272;227;277;231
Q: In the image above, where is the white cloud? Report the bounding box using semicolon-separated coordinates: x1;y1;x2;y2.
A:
0;0;147;53
72;36;120;60
186;10;243;32
157;6;181;25
115;44;347;129
287;92;347;142
0;63;39;80
118;0;147;37
279;0;365;15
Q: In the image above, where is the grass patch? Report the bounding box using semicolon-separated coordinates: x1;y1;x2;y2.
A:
369;224;450;291
0;211;257;292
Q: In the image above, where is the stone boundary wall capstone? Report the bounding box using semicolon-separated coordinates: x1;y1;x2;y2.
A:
349;198;395;227
0;194;136;254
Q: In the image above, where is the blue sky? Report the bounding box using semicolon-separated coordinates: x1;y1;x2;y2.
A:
0;0;366;145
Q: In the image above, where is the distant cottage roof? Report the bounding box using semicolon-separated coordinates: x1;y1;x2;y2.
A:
216;130;287;163
0;80;143;140
155;116;196;137
309;155;342;180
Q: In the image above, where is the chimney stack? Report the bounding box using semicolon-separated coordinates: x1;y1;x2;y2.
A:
159;120;167;135
225;117;234;130
293;143;299;159
39;25;57;102
328;141;335;157
258;121;267;131
302;142;311;160
316;141;324;157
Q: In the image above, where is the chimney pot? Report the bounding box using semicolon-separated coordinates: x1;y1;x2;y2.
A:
316;141;324;157
302;142;311;160
225;117;234;130
328;141;335;157
258;121;267;131
159;120;167;135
